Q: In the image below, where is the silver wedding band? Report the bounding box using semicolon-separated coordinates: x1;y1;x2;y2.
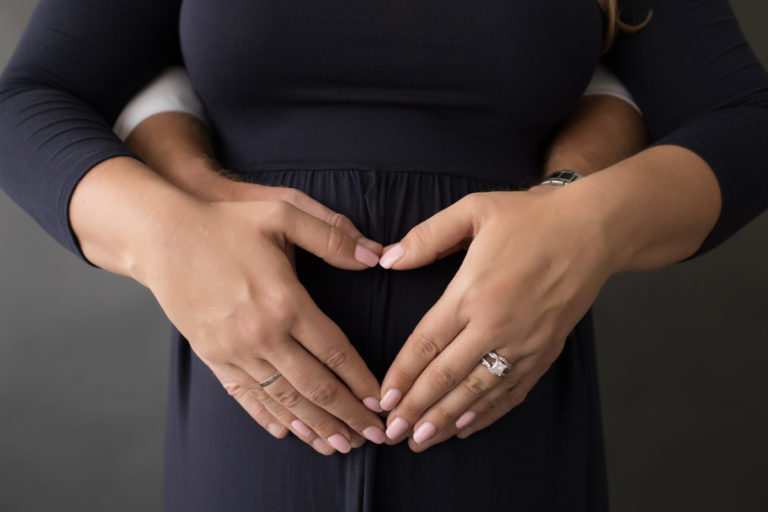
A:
259;371;282;387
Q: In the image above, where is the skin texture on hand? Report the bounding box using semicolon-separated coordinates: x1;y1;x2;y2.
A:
69;156;388;455
376;144;721;452
124;112;387;452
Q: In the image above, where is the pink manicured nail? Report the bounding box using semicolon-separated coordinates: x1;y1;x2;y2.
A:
362;426;387;444
290;419;313;438
380;389;402;411
386;417;409;440
455;411;477;430
327;434;351;454
355;244;380;267
268;423;285;437
379;243;405;269
363;396;384;413
413;422;437;444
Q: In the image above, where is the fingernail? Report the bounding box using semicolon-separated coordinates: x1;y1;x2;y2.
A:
379;243;405;269
268;423;285;437
380;389;402;411
363;396;384;413
413;422;437;444
355;244;380;267
327;434;351;454
386;417;409;440
313;437;333;453
455;410;477;430
362;426;387;444
290;419;313;438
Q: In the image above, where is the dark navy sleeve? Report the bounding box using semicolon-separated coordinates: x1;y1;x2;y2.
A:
602;0;768;258
0;0;182;260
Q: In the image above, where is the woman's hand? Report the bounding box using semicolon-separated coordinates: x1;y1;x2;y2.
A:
122;112;383;452
71;156;388;456
376;184;617;451
137;195;388;454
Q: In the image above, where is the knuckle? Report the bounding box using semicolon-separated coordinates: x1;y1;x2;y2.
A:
307;416;335;436
236;321;276;355
195;342;227;364
279;187;302;204
264;198;290;218
463;374;489;396
251;333;278;356
339;410;368;431
307;381;339;407
322;347;351;374
433;405;456;423
459;284;488;312
428;366;458;390
326;211;351;231
264;292;297;329
399;399;424;419
272;387;303;409
459;192;483;211
221;379;263;401
413;332;441;360
220;379;244;398
410;221;434;249
471;396;493;414
324;225;347;259
390;366;416;388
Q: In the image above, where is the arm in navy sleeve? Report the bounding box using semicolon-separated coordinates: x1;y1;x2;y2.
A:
0;0;182;260
602;0;768;258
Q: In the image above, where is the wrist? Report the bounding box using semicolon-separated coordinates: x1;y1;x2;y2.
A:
69;156;203;284
528;169;584;194
129;185;205;287
563;146;721;274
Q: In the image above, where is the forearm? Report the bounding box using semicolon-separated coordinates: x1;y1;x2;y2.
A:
543;95;647;176
561;144;721;272
124;112;244;201
69;155;196;282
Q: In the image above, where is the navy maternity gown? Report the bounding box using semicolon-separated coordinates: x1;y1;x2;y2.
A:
2;1;768;510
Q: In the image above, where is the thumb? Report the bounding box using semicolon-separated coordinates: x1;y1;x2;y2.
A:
276;201;380;270
379;199;475;270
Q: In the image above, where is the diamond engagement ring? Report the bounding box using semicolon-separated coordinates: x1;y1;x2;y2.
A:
481;352;513;378
259;371;282;387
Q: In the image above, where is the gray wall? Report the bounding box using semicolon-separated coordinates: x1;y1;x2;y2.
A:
1;1;766;511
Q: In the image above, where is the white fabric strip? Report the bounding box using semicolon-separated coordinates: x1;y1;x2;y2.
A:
583;63;642;115
113;66;207;141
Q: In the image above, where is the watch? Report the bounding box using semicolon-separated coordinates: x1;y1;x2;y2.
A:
539;169;584;186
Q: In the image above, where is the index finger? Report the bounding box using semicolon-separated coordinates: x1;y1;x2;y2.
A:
378;291;465;417
274;187;382;253
290;287;384;413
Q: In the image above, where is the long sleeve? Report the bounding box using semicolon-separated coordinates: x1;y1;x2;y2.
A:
0;0;182;260
602;0;768;258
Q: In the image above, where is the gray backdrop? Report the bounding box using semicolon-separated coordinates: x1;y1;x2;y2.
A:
1;1;766;511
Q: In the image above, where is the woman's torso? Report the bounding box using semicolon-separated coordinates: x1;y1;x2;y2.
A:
177;0;605;183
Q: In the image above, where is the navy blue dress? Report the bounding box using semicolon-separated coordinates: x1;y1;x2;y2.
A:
1;1;768;510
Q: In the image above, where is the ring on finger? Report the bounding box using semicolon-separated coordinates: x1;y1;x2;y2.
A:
480;351;513;377
259;371;282;387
